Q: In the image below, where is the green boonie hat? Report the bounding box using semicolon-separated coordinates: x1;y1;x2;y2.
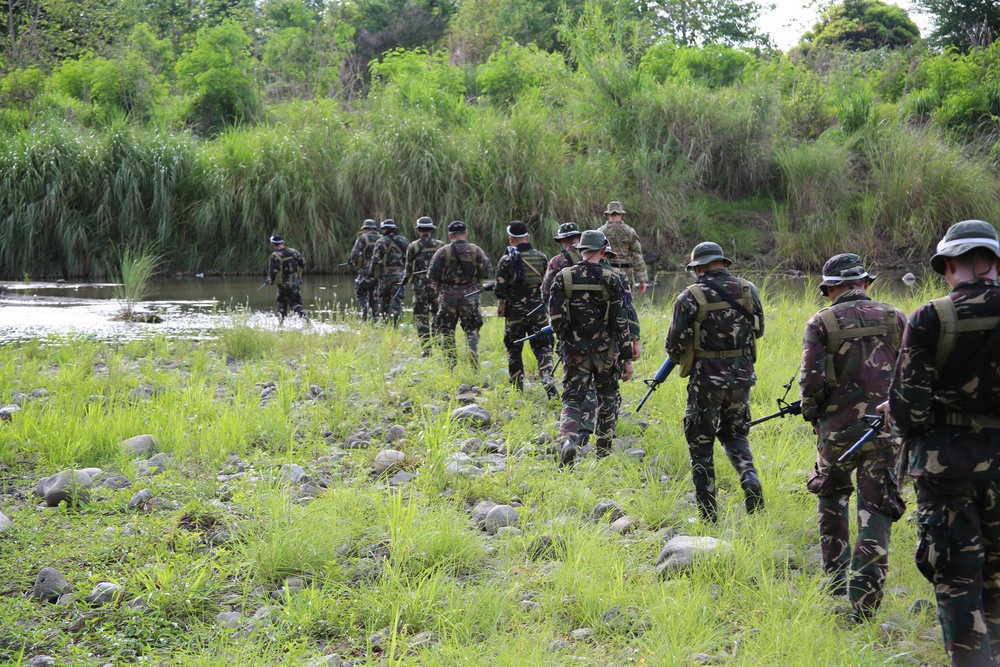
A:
554;222;582;240
686;242;732;270
604;200;626;215
574;230;608;251
930;219;1000;275
415;216;435;229
819;253;875;295
362;219;377;230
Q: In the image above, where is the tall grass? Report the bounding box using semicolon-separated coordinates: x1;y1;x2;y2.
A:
112;246;161;319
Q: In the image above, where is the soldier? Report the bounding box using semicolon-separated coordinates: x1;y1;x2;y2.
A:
665;242;764;523
428;220;493;367
368;219;408;326
799;253;906;622
266;235;307;320
404;216;444;354
541;222;583;301
598;201;649;295
549;230;634;465
494;220;557;398
347;218;381;321
881;220;1000;666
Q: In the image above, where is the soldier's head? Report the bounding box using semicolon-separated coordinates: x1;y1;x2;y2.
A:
819;253;876;299
603;240;618;261
269;234;285;249
361;219;377;231
380;219;397;235
554;222;582;249
506;220;529;246
604;200;625;221
931;220;1000;285
415;216;436;236
685;242;732;277
448;220;468;241
575;230;608;264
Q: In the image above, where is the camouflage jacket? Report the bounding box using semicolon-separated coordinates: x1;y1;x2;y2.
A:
799;291;905;451
348;230;381;275
542;247;582;300
428;239;493;301
404;235;444;297
268;247;306;288
369;232;409;278
549;261;632;361
495;243;549;319
599;259;640;342
888;278;1000;479
665;268;763;388
597;221;647;284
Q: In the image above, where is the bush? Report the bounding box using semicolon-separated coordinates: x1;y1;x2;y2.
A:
91;54;165;120
1;67;45;107
476;41;568;104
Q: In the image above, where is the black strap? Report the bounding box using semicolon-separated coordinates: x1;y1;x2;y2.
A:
697;277;755;324
938;312;1000;387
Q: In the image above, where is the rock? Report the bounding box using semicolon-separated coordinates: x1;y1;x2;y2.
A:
37;470;92;507
450;404;491;428
33;567;70;602
591;499;626;523
127;489;153;509
307;385;326;400
120;434;158;457
388;471;414;486
654;527;676;543
609;516;640;535
302;654;343;667
527;535;564;560
625;448;645;461
569;628;592;640
280;464;308;484
549;640;571;652
126;596;151;611
909;598;935;616
386;425;406;443
470;501;498;528
0;511;11;533
408;631;438;649
493;526;523;538
100;474;132;490
30;388;48;399
226;354;237;366
0;404;18;421
483;505;518;534
215;611;243;628
902;272;917;286
27;657;56;667
85;582;123;605
460;437;483;454
880;621;907;639
372;450;407;476
138;452;172;476
656;536;729;576
78;467;102;480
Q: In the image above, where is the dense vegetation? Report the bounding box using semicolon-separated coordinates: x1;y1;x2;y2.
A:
0;0;999;278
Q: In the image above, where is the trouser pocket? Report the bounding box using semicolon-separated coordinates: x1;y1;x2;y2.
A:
914;505;947;583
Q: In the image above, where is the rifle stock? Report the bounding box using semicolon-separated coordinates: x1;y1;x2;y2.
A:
636;358;676;413
513;325;553;345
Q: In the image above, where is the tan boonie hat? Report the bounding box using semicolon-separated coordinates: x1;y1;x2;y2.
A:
604;200;626;215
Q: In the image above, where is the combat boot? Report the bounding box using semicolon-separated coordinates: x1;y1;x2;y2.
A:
696;491;718;524
741;471;765;515
593;437;612;459
543;379;559;400
559;436;577;467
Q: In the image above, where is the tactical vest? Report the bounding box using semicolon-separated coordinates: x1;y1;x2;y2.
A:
561;247;582;266
377;235;408;275
559;266;611;324
272;249;302;288
817;301;901;388
442;242;482;283
411;237;443;273
513;250;547;288
679;279;756;377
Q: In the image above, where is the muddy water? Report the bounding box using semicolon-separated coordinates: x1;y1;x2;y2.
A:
0;271;932;343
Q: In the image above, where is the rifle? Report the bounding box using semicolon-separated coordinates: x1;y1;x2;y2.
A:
748;375;802;426
257;279;270;291
465;281;496;298
636;358;676;413
836;415;885;463
513;325;553;345
337;262;350;267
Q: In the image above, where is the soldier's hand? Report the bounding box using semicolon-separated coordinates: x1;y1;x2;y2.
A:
621;360;634;382
875;401;892;431
637;282;647;295
632;339;642;361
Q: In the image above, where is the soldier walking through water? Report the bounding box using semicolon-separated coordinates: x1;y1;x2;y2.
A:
403;216;444;354
347;218;381;321
494;220;557;398
598;201;649;295
368;219;408;326
799;253;906;622
266;235;307;321
665;242;764;523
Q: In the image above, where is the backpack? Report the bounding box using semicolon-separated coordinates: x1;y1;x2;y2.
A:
817;302;901;388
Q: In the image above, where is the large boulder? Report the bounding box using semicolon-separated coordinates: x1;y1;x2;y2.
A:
655;536;730;577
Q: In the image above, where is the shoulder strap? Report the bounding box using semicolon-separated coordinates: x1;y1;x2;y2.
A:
884;305;901;350
930;295;1000;369
697;277;755;323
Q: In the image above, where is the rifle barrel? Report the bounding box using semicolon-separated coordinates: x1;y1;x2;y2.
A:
836;416;885;462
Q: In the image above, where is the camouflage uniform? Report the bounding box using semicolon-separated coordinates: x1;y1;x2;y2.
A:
369;224;409;325
495;237;556;396
549;231;633;459
598;201;648;287
428;233;493;366
888;220;1000;666
799;257;906;616
542;246;582;301
404;230;444;352
347;222;382;321
666;244;764;522
268;245;307;319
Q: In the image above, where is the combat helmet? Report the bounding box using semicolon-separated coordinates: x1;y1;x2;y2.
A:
686;242;732;270
930;220;1000;275
819;253;876;296
554;222;582;240
361;219;377;230
415;216;436;230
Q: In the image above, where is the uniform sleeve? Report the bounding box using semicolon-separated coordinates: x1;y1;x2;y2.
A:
628;229;648;284
295;250;306;273
665;290;696;362
369;241;383;277
428;247;444;289
403;244;415;283
751;283;764;339
799;314;828;423
619;273;640;341
348;237;364;267
888;308;938;432
608;277;632;361
549;272;567;339
267;253;279;282
478;248;494;281
493;255;510;301
541;256;559;301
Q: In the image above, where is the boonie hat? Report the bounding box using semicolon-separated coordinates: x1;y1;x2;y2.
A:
930;219;1000;275
603;240;618;260
604;200;626;215
361;219;377;230
686;242;732;270
819;253;876;295
507;220;529;238
448;220;467;233
575;230;608;252
269;235;284;245
554;222;582;240
415;216;435;229
380;219;397;229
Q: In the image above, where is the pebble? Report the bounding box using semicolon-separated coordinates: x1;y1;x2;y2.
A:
656;536;730;577
625;448;646;461
908;598;935;616
569;628;592;640
85;582;123;605
386;425;406;443
120;434;158;458
137;453;173;476
591;499;626;523
609;516;639;535
483;505;518;534
527;535;564;560
449;404;491;428
280;464;308;484
493;526;523;538
100;474;132;490
388;471;415;486
0;404;19;421
470;501;497;528
302;654;344;667
127;489;153;509
27;657;56;667
372;450;407;476
215;611;243;628
549;640;571;652
33;567;70;602
0;510;11;533
36;470;93;507
902;272;917;286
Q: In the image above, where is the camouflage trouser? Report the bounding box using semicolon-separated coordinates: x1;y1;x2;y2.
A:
503;309;555;391
354;274;378;321
683;384;759;521
412;282;438;352
434;297;483;367
811;444;899;614
376;274;404;325
914;476;1000;666
558;350;620;446
276;285;305;319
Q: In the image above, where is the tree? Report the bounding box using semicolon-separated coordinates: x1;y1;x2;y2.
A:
800;0;919;51
333;0;457;71
915;0;999;50
646;0;773;47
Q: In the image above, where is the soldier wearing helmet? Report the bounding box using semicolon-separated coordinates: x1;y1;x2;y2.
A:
368;219;409;326
881;220;1000;665
347;219;381;321
403;216;444;353
598;201;649;294
799;253;906;623
266;234;307;321
665;241;764;523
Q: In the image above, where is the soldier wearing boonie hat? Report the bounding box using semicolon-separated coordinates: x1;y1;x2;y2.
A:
347;219;382;320
598;201;649;294
266;234;308;321
404;216;444;353
542;222;584;300
883;219;1000;664
368;219;409;325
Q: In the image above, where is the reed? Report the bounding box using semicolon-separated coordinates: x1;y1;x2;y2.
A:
112;246;161;320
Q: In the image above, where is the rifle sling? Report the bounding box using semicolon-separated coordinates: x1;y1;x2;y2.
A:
697;277;755;324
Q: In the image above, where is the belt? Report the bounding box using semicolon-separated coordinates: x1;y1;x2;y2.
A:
927;412;1000;431
609;261;632;268
694;349;749;359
